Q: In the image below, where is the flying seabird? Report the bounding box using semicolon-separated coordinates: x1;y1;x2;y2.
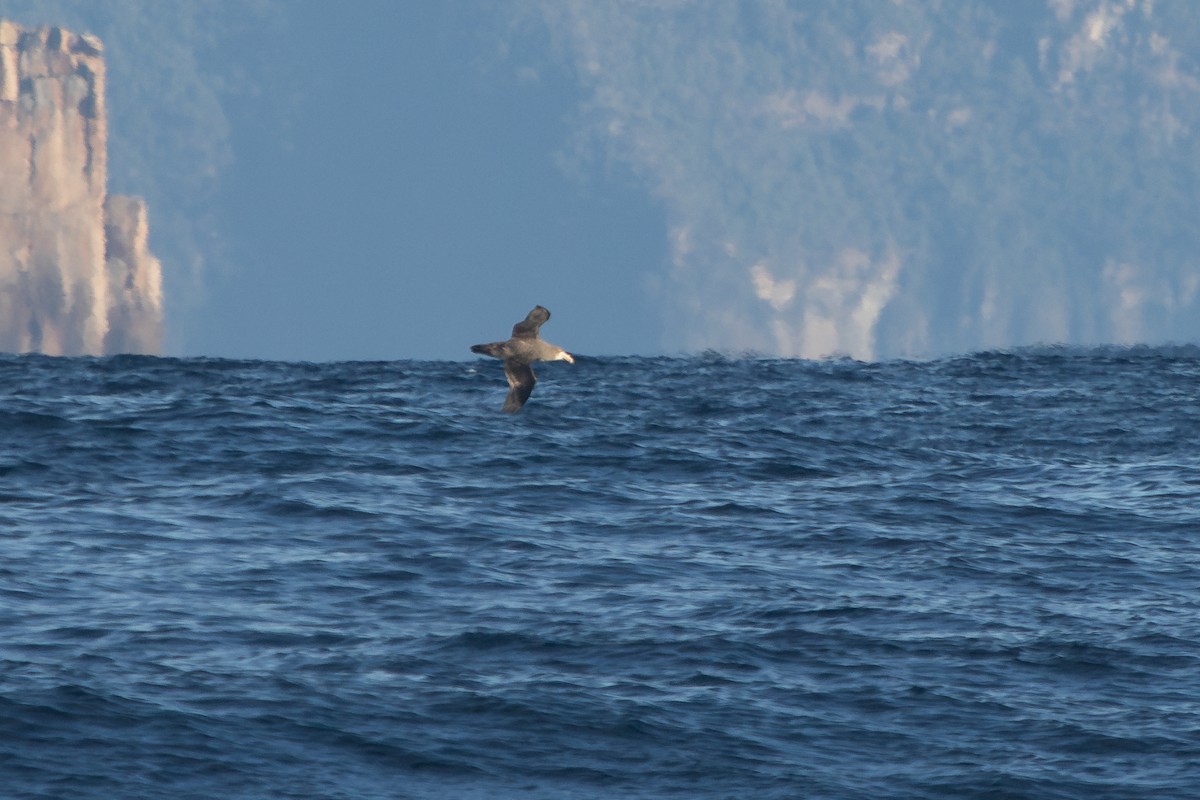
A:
470;305;574;413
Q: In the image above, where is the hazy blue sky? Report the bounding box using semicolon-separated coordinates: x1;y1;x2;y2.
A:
199;2;667;361
2;0;1197;361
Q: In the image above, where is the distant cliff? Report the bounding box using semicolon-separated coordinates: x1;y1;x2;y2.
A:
0;19;161;355
526;2;1200;358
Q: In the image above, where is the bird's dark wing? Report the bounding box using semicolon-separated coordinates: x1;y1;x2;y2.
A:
511;306;550;340
502;362;537;413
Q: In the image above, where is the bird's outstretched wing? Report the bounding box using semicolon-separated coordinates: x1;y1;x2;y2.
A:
511;306;550;340
502;362;537;413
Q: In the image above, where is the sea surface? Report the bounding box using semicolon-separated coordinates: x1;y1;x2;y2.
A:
2;348;1199;799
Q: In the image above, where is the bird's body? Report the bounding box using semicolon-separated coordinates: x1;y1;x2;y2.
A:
471;305;574;413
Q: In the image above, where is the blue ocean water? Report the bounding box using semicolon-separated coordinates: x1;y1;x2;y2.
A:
1;348;1199;799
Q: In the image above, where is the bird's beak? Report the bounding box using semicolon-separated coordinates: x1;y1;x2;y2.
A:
560;352;575;364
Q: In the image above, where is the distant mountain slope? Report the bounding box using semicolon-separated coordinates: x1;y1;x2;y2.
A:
3;1;1196;359
517;1;1200;357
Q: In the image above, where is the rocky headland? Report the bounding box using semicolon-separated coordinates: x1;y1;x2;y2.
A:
0;19;162;355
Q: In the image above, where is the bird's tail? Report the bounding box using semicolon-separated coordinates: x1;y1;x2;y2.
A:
470;342;504;358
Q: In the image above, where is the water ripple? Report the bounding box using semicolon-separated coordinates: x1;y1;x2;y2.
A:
1;349;1198;798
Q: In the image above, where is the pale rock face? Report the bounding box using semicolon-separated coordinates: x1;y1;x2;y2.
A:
104;195;164;354
0;20;163;355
